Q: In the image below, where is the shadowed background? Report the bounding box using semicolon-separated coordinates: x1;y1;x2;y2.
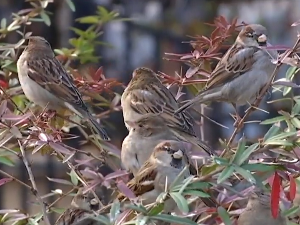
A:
0;0;299;223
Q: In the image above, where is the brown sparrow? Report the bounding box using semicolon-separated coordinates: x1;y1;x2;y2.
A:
176;24;278;121
237;190;287;225
118;140;192;213
55;188;101;225
17;36;109;140
121;67;196;136
121;115;212;175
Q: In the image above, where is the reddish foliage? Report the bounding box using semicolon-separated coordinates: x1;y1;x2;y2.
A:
271;172;281;219
289;175;297;201
165;16;243;86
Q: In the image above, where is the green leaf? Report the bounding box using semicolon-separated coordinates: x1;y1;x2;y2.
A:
66;0;75;12
201;164;218;176
214;157;230;165
169;166;189;190
151;214;197;225
76;16;99;24
147;203;164;216
40;11;51;26
291;118;300;129
265;131;297;141
136;216;149;225
178;176;194;194
242;163;276;173
50;207;65;214
236;143;259;166
217;166;234;184
0;156;14;166
182;190;210;198
169;192;189;213
292;101;300;115
286;66;299;79
182;181;210;191
260;116;285;125
69;169;78;186
125;204;147;214
263;124;281;141
110;200;120;221
283;205;300;217
217;207;231;225
234;166;256;184
263;140;293;146
231;136;246;164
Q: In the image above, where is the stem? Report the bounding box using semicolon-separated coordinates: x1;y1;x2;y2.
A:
18;140;51;225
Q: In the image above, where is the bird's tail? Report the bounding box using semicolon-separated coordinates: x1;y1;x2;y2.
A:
88;114;110;141
175;95;205;114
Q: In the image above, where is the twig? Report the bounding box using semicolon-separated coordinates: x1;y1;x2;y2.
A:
18;140;51;225
47;187;76;210
194;166;224;182
0;169;32;189
55;151;105;208
200;104;205;142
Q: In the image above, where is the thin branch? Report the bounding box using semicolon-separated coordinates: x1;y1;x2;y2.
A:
0;169;32;189
18;140;51;225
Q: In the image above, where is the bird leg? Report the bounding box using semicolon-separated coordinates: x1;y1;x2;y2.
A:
231;103;242;127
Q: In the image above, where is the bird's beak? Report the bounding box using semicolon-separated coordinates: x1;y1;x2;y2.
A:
173;150;183;159
257;34;267;46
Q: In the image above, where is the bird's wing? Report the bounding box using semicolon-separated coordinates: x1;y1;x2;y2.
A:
54;208;92;225
170;128;213;156
206;45;259;90
27;58;88;111
118;160;157;201
128;84;196;136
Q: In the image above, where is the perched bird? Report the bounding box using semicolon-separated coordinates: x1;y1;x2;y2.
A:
118;140;192;212
237;190;287;225
121;115;212;175
121;67;195;136
121;139;216;209
17;36;109;140
55;188;101;225
176;24;278;123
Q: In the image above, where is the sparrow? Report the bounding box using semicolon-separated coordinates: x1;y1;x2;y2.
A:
17;36;109;140
121;114;212;176
176;24;278;121
121;67;195;136
55;188;101;225
118;140;192;213
237;190;287;225
121;139;216;209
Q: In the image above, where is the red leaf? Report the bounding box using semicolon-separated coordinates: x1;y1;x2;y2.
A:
0;79;8;89
271;172;281;219
94;66;104;82
0;178;12;186
289;175;296;201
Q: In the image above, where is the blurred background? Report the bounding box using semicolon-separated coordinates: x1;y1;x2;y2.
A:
0;0;299;223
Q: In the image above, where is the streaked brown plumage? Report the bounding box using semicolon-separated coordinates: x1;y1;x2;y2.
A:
17;36;109;140
55;189;101;225
176;24;278;115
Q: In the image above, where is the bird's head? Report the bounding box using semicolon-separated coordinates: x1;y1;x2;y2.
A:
237;24;269;47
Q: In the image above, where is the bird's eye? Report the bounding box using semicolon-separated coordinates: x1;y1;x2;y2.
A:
163;146;171;152
246;32;253;38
